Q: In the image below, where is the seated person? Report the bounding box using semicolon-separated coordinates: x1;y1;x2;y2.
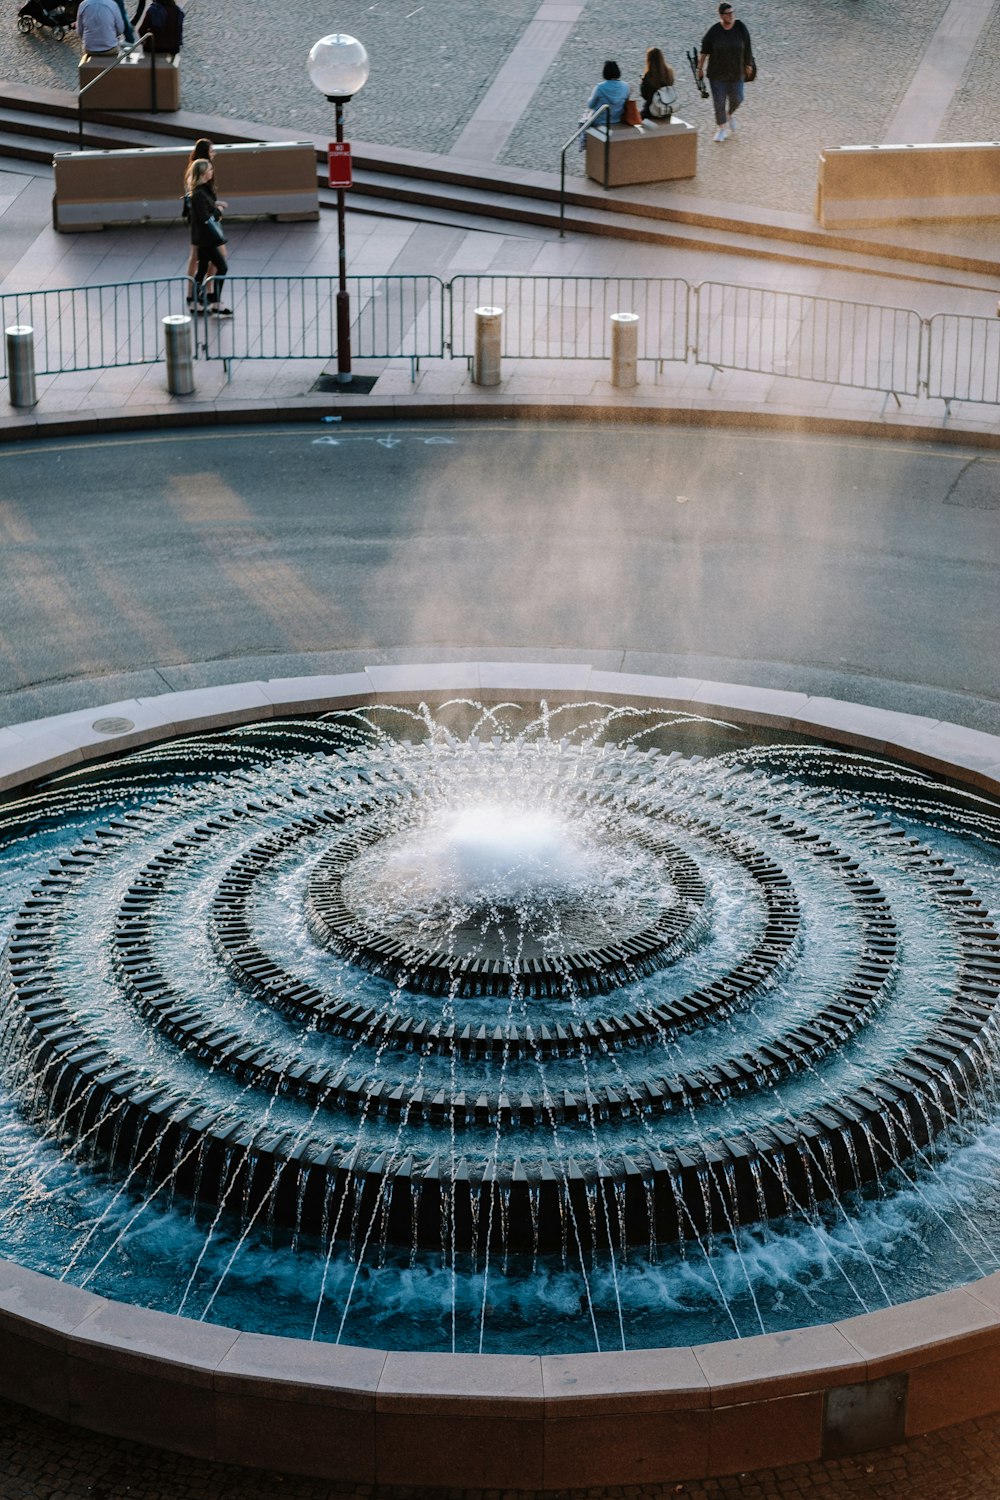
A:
132;0;183;54
76;0;124;56
586;60;629;126
639;47;676;120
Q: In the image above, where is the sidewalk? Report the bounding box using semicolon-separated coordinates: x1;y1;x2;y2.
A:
2;0;1000;443
1;149;998;448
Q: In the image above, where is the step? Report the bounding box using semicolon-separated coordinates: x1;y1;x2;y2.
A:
1;82;998;290
338;171;1000;291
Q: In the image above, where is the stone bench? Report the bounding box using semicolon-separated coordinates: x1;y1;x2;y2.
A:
53;140;321;232
817;141;1000;227
79;52;180;112
585;118;697;187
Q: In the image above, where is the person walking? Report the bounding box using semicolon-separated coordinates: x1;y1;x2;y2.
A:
187;157;231;316
183;139;224;296
113;0;136;45
697;2;755;143
639;47;676;121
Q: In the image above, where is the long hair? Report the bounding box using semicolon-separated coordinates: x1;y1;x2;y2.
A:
643;47;672;88
185;157;213;196
184;138;213;189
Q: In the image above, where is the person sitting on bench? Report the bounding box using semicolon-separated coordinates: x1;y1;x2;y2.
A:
76;0;124;56
132;0;183;56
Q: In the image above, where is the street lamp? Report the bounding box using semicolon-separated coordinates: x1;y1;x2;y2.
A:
307;33;370;385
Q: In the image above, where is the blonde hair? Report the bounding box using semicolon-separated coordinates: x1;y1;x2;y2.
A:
184;157;213;195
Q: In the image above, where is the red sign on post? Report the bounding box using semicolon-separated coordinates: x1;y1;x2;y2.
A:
328;142;352;189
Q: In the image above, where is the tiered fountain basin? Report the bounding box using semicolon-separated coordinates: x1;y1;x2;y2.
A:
0;664;1000;1491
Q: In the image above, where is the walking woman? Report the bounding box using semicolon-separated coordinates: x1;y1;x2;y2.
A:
183;138;224;295
187;157;231;315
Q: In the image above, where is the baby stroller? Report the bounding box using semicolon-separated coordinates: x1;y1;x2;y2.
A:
17;0;77;38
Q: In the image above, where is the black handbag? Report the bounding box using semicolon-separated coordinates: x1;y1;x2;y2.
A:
204;214;227;246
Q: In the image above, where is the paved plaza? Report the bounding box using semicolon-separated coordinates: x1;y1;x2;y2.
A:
3;0;1000;216
1;2;1000;1497
2;0;1000;427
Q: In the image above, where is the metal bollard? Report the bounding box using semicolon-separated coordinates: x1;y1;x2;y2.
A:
5;325;37;408
473;306;503;387
610;312;639;389
163;314;195;396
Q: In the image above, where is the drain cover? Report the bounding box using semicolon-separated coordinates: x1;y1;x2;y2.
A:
91;717;135;735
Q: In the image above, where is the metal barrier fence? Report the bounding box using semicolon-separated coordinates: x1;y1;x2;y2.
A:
694;282;924;399
449;276;690;364
5;273;1000;413
197;275;447;376
0;278;186;379
925;312;1000;408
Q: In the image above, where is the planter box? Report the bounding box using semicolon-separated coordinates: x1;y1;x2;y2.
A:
585;118;697;187
79;52;180;111
817;141;1000;227
53;140;321;232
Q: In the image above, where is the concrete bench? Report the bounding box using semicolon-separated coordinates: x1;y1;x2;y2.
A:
53;141;321;232
79;52;180;112
817;141;1000;227
585;118;697;187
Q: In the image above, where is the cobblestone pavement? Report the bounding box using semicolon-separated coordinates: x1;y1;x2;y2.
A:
500;0;954;212
943;0;1000;139
3;1394;1000;1500
2;0;998;216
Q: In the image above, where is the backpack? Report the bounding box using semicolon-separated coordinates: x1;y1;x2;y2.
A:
649;84;676;120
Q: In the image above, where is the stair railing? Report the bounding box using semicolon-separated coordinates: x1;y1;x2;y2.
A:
558;103;610;238
77;31;156;149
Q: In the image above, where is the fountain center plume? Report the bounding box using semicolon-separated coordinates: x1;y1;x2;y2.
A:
358;802;605;915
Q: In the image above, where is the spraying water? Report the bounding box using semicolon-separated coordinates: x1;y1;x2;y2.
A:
0;699;997;1353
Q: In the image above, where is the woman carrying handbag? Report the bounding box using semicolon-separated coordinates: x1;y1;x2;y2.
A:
187;157;231;316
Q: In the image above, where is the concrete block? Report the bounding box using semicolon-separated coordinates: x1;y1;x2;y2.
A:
586;118;697;187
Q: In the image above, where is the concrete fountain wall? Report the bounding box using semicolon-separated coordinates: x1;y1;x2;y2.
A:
2;663;1000;1490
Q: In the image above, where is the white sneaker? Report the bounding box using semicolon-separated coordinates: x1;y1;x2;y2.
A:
713;124;730;142
727;113;737;132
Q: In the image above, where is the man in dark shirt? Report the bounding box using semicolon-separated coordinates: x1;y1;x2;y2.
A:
698;2;754;143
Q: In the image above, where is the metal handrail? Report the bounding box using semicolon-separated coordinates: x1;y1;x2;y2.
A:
559;103;610;239
77;30;156;149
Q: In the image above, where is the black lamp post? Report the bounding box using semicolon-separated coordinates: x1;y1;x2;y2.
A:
308;33;370;385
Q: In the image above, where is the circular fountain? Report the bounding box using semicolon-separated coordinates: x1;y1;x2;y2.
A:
0;671;999;1487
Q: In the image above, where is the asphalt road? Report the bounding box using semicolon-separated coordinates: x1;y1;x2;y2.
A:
0;420;997;730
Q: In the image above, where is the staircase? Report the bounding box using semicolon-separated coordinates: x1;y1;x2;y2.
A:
1;80;998;292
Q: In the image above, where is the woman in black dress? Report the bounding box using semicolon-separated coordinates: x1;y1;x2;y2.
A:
187;157;231;315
